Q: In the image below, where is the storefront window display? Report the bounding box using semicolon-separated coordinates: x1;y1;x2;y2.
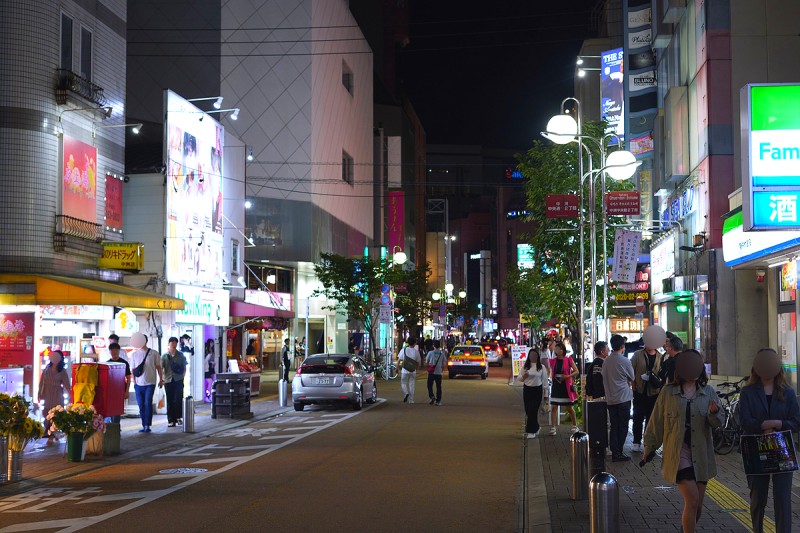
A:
777;312;797;390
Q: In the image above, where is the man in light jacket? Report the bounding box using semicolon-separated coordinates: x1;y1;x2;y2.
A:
399;338;421;404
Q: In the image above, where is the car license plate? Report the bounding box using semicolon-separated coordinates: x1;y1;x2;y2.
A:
316;377;330;385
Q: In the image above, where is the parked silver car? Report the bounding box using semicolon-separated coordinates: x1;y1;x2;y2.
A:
292;354;378;411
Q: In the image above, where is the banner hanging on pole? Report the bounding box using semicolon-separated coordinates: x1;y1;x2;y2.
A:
545;194;580;218
610;229;642;283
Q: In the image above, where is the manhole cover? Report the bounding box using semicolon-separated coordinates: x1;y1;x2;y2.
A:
158;468;208;474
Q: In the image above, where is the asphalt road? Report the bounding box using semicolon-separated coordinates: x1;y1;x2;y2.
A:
0;365;526;533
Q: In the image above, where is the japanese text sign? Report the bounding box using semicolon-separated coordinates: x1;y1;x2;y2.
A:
62;136;97;223
545;194;579;219
610;229;642;284
742;84;800;230
388;190;404;253
105;174;124;232
606;191;641;216
98;242;145;271
0;313;35;367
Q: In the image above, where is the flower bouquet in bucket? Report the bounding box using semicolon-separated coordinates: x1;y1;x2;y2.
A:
46;404;97;437
8;417;44;451
0;393;30;436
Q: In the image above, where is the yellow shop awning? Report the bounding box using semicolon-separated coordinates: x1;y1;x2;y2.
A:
0;274;185;311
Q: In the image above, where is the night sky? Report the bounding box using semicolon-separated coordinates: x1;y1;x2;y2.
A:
397;0;600;150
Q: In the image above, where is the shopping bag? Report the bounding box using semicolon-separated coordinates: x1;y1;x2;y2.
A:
741;431;799;475
75;363;99;385
73;382;96;405
154;385;167;414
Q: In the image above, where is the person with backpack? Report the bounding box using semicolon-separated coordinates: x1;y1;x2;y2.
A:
585;341;609;399
162;337;188;427
399;337;421;403
630;325;666;452
426;339;446;406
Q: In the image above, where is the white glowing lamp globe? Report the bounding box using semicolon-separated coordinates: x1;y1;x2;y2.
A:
393;251;407;265
604;150;641;181
432;292;441;301
445;283;454;293
543;114;578;145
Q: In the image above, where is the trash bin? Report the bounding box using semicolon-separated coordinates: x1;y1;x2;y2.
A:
103;422;121;456
183;396;195;433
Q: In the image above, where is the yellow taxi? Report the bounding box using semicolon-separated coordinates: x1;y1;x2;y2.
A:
447;345;488;380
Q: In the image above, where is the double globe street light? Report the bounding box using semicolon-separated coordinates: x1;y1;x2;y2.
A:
542;99;640;447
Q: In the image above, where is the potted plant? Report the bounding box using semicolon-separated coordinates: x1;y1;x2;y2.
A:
7;417;44;481
0;393;30;483
46;404;102;462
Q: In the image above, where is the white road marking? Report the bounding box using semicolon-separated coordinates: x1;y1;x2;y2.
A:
153;444;231;457
80;490;172;504
142;471;213;481
231;445;279;451
0;399;385;532
190;457;252;464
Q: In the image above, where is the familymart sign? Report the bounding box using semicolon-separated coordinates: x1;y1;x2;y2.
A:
742;84;800;230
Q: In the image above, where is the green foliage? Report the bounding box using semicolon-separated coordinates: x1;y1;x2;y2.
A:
312;252;430;359
510;120;633;344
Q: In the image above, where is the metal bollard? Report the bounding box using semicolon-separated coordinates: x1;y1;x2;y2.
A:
570;431;589;501
590;472;619;533
183;396;195;433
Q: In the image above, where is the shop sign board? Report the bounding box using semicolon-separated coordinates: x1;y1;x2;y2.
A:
545;194;579;218
742;84;800;230
601;48;624;144
62;135;97;223
388;191;405;254
113;308;139;335
40;305;111;321
104;173;124;233
606;191;641;215
244;289;292;312
0;312;34;367
610;229;642;283
517;244;535;269
164;90;225;287
651;234;676;296
174;284;230;326
98;242;144;271
722;210;800;267
610;317;649;333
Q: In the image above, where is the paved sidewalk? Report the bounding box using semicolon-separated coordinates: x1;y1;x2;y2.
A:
533;408;800;533
0;371;293;496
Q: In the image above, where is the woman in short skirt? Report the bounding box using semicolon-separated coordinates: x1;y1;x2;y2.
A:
548;341;579;435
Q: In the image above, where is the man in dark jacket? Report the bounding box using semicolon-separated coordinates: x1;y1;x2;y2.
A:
585;341;609;399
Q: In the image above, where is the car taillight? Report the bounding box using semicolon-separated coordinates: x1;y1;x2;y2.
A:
295;367;304;375
342;365;353;375
447;361;454;366
480;362;486;366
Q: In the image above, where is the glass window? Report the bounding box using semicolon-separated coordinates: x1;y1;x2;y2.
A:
342;151;354;184
80;27;92;80
342;60;353;95
231;239;240;275
61;14;73;71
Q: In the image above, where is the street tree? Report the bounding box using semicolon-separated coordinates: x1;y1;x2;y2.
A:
312;253;429;361
511;120;633;350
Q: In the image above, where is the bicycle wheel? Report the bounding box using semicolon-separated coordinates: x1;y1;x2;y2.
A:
712;426;726;452
388;364;398;380
715;413;737;455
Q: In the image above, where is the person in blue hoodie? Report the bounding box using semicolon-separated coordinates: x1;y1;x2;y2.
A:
739;348;800;533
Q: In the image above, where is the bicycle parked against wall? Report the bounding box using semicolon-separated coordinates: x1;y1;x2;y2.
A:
712;377;747;455
374;351;398;380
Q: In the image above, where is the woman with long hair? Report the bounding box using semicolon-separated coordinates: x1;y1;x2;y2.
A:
643;349;723;533
38;350;71;446
739;348;800;533
517;348;550;438
548;341;579;435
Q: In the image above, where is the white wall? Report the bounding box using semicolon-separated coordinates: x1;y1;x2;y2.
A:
222;134;246;301
122;173;166;274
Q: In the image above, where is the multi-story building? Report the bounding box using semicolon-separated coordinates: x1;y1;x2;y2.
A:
127;0;375;357
0;1;185;399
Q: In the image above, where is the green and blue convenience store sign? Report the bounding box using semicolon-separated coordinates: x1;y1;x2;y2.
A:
743;84;800;230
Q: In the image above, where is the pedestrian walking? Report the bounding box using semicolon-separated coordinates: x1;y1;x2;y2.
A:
602;334;635;462
107;343;131;423
517;348;550;439
631;325;666;452
399;337;421;403
162;337;188;428
426;339;446;406
129;332;164;433
204;339;216;378
643;349;723;533
38;349;71;446
739;348;800;533
281;338;292;381
548;341;579;435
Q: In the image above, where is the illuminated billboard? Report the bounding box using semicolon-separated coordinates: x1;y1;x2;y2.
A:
164;90;224;287
62;135;97;222
601;48;624;144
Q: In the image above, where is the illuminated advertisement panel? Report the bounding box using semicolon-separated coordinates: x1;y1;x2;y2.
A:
601;48;624;144
164;90;224;287
62;135;97;222
105;173;124;232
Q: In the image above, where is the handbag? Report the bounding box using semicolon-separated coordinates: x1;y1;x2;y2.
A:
133;349;149;378
427;351;442;373
401;348;418;372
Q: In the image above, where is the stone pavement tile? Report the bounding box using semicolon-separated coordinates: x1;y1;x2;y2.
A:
536;421;753;532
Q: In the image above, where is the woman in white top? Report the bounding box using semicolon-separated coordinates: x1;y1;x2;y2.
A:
517;348;550;438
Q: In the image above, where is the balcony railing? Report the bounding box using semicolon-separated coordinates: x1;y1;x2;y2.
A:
55;215;104;242
55;69;108;107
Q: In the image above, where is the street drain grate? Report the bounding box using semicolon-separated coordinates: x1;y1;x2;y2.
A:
159;468;208;474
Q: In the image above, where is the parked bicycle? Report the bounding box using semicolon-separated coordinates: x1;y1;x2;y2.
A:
374;354;398;380
712;377;747;455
